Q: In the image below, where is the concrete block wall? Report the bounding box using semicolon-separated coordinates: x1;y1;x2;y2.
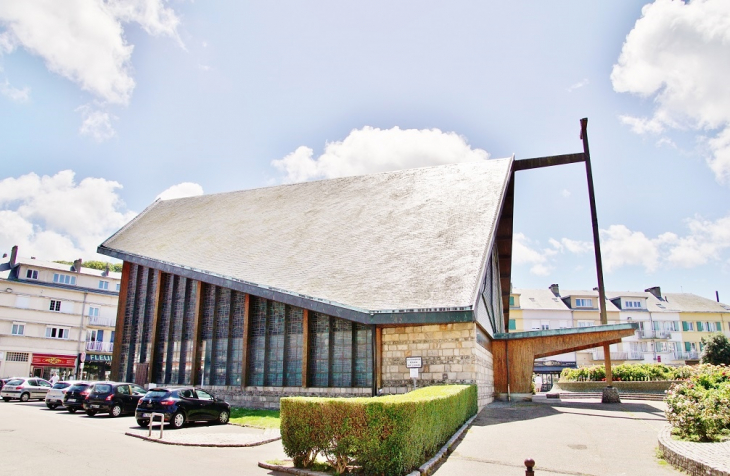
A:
204;385;371;409
381;322;494;408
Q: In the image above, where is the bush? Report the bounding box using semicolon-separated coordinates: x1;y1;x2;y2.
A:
700;333;730;365
280;385;477;476
665;364;730;442
560;363;693;382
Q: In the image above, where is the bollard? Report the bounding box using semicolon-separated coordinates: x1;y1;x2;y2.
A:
524;458;535;475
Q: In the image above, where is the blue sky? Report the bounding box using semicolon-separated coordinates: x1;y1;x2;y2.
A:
1;1;729;303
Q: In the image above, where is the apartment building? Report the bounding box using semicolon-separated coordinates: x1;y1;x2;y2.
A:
0;246;120;380
663;292;730;361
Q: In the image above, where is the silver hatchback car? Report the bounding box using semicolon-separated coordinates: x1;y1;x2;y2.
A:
1;377;53;402
45;381;86;409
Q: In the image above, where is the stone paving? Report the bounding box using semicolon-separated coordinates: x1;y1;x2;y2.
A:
658;425;730;476
125;422;281;447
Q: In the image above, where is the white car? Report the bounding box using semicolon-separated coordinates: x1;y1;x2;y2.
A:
45;381;86;410
1;377;52;402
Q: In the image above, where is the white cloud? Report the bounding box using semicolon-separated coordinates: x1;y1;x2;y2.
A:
611;0;730;183
601;225;661;273
513;233;552;276
560;189;571;198
566;78;589;93
0;78;29;102
0;170;136;261
77;105;117;142
0;0;182;139
156;182;204;201
271;126;490;183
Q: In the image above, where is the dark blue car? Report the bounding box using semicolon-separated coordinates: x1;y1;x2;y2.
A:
135;387;230;429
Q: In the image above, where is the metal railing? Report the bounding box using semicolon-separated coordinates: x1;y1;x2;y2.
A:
592;351;628;361
88;315;116;327
85;341;114;353
627;352;644;360
638;329;674;339
674;351;699;360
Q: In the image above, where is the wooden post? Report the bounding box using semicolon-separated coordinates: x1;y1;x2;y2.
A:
110;262;131;381
240;293;250;389
190;281;204;386
146;270;164;385
301;309;309;388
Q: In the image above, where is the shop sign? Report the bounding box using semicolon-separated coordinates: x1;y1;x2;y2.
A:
85;354;113;363
31;353;76;367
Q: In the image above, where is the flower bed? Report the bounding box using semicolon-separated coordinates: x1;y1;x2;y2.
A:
559;363;694;382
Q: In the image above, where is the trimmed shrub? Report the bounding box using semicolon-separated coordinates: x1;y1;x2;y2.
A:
280;385;477;476
665;364;730;442
560;363;694;382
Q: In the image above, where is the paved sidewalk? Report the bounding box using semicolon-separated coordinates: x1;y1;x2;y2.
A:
125;422;281;447
434;399;681;476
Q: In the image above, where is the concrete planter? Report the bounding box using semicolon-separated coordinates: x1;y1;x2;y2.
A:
555;380;679;393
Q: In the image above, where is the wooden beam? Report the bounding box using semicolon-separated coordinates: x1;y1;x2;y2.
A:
240;293;250;389
146;270;164;385
301;308;309;388
190;281;204;386
110;261;131;381
512;152;585;171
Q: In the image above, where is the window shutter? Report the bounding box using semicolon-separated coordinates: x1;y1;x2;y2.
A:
682;321;688;331
684;342;690;352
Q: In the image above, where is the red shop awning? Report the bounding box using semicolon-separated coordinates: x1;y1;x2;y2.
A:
31;353;76;367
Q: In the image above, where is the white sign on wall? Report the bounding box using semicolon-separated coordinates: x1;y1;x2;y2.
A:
406;357;422;369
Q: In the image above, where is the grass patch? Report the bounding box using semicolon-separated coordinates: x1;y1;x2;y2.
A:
230;408;280;429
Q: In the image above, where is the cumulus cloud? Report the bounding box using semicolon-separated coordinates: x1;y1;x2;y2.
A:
0;0;182;140
567;78;589;93
0;78;29;102
77;105;117;142
611;0;730;183
271;126;490;183
156;182;204;200
513;233;554;276
0;170;137;261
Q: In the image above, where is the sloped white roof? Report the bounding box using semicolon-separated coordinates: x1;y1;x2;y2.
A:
663;293;730;313
513;288;570;311
100;159;513;313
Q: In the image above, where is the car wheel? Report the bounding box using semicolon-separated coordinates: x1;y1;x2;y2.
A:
171;411;185;429
68;407;77;413
217;410;230;425
110;404;122;417
85;410;97;417
137;419;149;428
19;393;30;402
47;403;58;410
2;398;10;402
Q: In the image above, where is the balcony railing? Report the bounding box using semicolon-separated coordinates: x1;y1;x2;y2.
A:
88;316;116;327
592;351;628;361
674;351;699;360
627;352;644;360
85;341;114;353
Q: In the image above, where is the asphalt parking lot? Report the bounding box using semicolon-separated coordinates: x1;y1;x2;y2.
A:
0;400;286;476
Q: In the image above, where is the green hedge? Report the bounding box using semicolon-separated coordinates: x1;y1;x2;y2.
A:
280;385;477;476
560;363;694;382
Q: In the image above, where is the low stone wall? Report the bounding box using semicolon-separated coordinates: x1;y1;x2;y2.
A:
658;425;730;476
556;380;677;393
204;385;371;409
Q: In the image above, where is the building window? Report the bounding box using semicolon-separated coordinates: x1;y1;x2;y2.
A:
116;283;121;292
53;273;76;285
46;327;69;339
682;321;694;331
87;329;104;342
509;296;515;307
668;321;680;332
575;298;592;308
11;323;25;335
6;352;29;362
508;319;516;330
98;280;109;290
49;300;61;312
577;320;594;327
25;269;38;279
625;300;641;308
88;307;100;317
696;321;705;332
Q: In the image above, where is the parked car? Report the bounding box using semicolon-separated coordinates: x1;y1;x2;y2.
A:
83;382;147;417
0;377;52;402
45;381;86;409
135;387;230;429
0;378;11;391
63;382;93;413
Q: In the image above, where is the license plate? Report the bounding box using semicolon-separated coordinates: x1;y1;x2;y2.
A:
91;405;100;409
141;413;150;417
67;398;76;402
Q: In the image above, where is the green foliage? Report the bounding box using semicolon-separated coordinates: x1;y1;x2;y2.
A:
280;385;477;476
700;333;730;365
665;364;730;442
54;260;122;272
560;363;692;382
229;408;280;429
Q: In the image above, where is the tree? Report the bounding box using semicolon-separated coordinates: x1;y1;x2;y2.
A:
700;332;730;365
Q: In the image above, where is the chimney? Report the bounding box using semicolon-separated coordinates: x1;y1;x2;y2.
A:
9;245;18;268
549;283;560;297
72;258;83;272
645;286;662;300
103;263;110;277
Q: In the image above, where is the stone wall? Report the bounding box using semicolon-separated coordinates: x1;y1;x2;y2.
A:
204;385;371;409
556;380;676;393
381;322;494;408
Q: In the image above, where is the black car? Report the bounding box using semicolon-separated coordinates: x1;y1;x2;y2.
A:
83;382;147;417
135;387;230;429
63;383;93;413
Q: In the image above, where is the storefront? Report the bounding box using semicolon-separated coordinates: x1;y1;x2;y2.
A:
83;354;112;381
31;353;77;381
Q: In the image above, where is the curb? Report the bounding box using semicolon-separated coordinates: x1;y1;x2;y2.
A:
125;431;281;447
658;425;730;476
258;413;478;476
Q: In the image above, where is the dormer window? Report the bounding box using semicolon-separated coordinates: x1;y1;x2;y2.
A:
625;300;642;309
53;273;76;285
25;269;38;279
575;298;593;308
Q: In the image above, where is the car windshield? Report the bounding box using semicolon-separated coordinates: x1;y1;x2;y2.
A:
7;379;24;385
69;384;90;391
93;384;112;393
52;383;70;389
146;391;171;399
